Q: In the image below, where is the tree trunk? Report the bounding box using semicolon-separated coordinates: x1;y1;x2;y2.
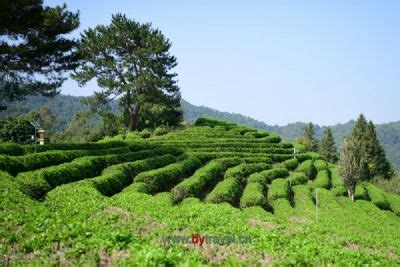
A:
347;189;355;202
128;104;140;131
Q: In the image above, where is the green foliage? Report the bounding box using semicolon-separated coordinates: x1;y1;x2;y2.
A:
0;117;34;144
330;167;344;187
296;122;319;152
247;168;289;185
16;150;158;199
171;159;238;202
339;137;369;201
385;193;400;216
365;184;390;210
355;185;368;200
240;182;266;208
313;170;330;189
134;156;201;193
0;142;24;156
288;172;308;186
154;125;169;136
72;14;182;131
91;154;176;196
0;1;79;109
224;163;271;181
282;158;299;170
138;129;152;139
296;159;317;179
205;177;240;205
314;159;328;171
372;175;400;195
319;128;338;163
268;178;290;201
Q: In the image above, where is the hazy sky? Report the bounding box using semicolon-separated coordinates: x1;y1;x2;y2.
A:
46;0;400;126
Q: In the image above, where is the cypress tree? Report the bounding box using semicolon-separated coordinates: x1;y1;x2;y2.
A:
349;114;393;180
319;128;338;163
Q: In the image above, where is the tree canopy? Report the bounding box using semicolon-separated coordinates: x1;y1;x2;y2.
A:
72;14;182;131
319;128;338;163
0;0;80;110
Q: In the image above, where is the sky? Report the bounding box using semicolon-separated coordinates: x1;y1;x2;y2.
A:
45;0;400;126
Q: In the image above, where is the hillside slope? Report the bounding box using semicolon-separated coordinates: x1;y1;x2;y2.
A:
1;118;399;265
1;95;399;170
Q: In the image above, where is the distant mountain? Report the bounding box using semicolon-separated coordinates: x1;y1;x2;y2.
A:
1;95;399;170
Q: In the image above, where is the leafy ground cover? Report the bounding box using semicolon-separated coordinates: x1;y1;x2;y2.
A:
1;118;399;265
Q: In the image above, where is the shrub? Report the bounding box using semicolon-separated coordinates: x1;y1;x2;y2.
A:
123;182;150;194
385;193;400;216
332;185;347;196
23;141;127;153
283;158;299;171
134;156;201;193
267;178;289;201
260;134;281;143
154;125;169;136
270;198;294;216
205;177;240;205
172;160;228;202
365;184;390;210
330;167;343;187
314;160;328;171
296;152;324;161
17;150;158;199
355;185;368;200
247;168;289;185
138;129;152;139
295;159;317;179
354;184;368;200
313;170;330;189
288;172;308;186
92;154;176;196
224;163;271;181
244;130;269;138
240;183;266;209
0;142;25;156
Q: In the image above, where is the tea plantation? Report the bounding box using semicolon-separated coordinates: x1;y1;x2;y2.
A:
1;118;399;265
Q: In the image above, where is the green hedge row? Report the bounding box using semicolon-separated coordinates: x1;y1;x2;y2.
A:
224;163;271;181
243;130;269;138
134;156;201;193
365;184;390;210
247;168;289;185
330;167;343;187
314;160;328;171
259;134;281;143
385;193;400;216
267;178;290;201
194;118;237;129
313;170;330;189
186;147;293;154
0;147;131;175
239;182;267;209
295;159;317;179
0;142;25;156
16;150;158;199
292;185;314;212
282;158;299;171
23;141;127;153
288;172;308;186
331;185;347;196
296;152;324;161
205;177;240;205
171;158;241;202
355;185;368;200
145;140;293;148
91;154;176;196
123;182;150;194
188;152;294;163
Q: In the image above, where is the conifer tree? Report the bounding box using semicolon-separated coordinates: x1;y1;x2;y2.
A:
319;128;338;162
297;122;319;152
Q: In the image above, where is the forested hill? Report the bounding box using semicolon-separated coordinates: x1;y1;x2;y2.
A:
1;95;399;169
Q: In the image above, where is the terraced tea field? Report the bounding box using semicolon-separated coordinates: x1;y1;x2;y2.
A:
1;118;400;265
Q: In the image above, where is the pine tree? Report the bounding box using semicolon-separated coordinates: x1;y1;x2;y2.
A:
72;14;182;131
0;1;80;110
339;137;369;201
319;128;338;162
297;122;319;152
